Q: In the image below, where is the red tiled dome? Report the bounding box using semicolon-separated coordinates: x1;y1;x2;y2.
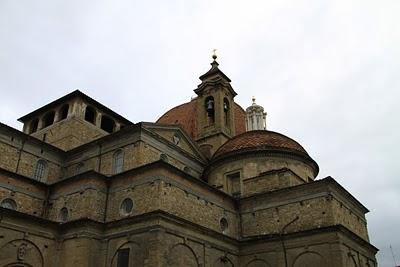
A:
156;99;246;140
213;130;309;159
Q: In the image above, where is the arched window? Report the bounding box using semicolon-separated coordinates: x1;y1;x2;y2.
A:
29;118;39;134
43;111;55;128
0;198;17;210
205;96;215;125
101;115;115;133
113;150;124;174
223;98;230;125
60;104;69;120
84;106;96;124
33;159;47;181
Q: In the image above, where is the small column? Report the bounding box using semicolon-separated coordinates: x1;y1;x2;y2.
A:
37;117;44;131
114;122;121;131
95;112;102;127
54;109;61;122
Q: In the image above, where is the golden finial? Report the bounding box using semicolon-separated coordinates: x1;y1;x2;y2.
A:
212;49;217;61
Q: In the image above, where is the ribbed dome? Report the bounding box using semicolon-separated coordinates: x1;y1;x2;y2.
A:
213;130;309;159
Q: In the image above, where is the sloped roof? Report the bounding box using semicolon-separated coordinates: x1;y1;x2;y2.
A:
18;90;133;124
213;130;309;159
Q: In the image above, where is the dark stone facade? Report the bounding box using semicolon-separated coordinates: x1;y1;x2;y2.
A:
0;59;377;266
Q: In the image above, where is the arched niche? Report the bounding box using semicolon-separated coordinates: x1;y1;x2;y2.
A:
110;241;143;267
245;259;271;267
292;251;325;267
59;104;69;120
29;118;39;134
43;111;55;128
0;239;43;267
166;243;199;267
101;115;115;133
84;106;96;124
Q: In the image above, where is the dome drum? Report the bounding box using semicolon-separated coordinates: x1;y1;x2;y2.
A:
205;130;319;197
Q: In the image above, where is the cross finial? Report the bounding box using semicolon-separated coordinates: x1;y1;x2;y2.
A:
212;49;217;61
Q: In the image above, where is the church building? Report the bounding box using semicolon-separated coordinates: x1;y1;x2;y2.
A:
0;56;377;266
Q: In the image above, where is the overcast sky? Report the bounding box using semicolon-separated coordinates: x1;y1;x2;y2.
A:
0;1;399;265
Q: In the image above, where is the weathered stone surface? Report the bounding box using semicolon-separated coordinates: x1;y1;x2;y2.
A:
0;65;377;266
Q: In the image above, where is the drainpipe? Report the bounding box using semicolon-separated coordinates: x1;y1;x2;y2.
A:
97;143;102;172
15;138;26;173
280;216;299;267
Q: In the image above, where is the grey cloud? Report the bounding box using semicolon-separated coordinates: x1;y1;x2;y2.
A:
0;1;399;265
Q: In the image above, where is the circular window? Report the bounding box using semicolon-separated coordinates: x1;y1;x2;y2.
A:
120;198;134;215
220;217;228;233
0;198;17;210
59;207;69;222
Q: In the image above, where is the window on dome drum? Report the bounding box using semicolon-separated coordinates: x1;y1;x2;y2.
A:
33;160;47;181
101;115;115;133
59;207;69;222
29;118;39;134
223;98;230;126
84;106;96;124
226;172;241;197
1;198;17;210
117;248;130;267
205;96;215;125
113;150;124;174
60;104;69;120
43;111;55;128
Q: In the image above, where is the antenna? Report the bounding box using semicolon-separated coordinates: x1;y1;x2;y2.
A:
390;245;398;267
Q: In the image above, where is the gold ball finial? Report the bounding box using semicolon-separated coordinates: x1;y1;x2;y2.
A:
212;49;217;61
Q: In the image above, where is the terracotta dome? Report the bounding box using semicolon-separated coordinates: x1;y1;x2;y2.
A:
213;130;309;159
156;99;247;140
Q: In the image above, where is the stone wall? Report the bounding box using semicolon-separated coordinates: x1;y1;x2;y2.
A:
0;215;58;267
31;117;107;151
106;166;237;239
0;128;63;183
240;227;377;267
331;197;369;241
47;175;107;223
0;138;19;172
243;169;304;197
241;195;334;237
240;180;369;241
0;171;46;216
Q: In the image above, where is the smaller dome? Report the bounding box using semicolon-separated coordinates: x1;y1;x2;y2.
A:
212;130;319;176
213;130;308;159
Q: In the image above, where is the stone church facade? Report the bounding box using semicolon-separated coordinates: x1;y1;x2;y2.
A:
0;57;377;266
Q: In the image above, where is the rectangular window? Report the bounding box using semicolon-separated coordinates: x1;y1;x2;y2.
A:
226;172;241;196
117;248;130;267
